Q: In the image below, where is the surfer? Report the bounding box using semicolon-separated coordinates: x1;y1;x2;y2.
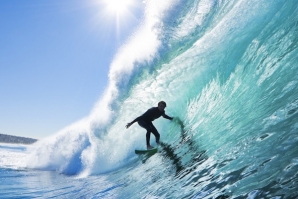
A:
126;101;173;149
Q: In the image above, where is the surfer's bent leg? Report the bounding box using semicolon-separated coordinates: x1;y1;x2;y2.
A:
150;124;160;144
138;120;152;146
138;120;160;146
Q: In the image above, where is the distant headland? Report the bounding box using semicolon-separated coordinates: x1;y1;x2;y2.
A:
0;133;37;145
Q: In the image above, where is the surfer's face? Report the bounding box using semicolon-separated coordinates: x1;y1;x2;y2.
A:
158;103;166;112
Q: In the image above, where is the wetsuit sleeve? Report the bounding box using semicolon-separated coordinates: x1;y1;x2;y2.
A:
130;116;141;123
162;113;173;120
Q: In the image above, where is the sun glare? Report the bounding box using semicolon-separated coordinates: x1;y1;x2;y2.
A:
93;0;141;40
103;0;133;16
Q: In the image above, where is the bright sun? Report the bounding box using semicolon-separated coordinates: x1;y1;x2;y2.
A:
103;0;133;16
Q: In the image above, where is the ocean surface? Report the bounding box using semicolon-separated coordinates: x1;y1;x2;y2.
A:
1;0;298;198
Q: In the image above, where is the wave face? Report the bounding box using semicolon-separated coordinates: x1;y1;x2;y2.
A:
26;0;298;197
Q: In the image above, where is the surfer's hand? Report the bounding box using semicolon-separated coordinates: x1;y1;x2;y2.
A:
173;117;184;129
126;123;132;128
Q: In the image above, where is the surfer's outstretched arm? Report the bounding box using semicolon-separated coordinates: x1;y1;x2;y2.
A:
126;117;140;128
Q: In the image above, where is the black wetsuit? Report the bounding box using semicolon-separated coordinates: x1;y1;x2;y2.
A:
132;107;173;146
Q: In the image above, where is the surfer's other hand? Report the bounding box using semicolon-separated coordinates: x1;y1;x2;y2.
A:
126;123;131;128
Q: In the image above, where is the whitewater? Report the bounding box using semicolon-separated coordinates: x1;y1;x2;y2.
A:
1;0;298;198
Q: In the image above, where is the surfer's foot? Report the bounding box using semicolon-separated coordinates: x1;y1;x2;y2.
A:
147;145;154;150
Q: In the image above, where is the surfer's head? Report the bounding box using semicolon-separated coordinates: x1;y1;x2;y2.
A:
158;101;166;111
158;101;166;107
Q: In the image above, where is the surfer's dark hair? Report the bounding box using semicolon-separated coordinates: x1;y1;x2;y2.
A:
158;101;167;107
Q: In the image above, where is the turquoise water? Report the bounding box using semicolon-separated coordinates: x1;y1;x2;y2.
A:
1;0;298;198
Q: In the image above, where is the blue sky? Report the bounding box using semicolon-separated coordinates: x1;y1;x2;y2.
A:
0;0;144;139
